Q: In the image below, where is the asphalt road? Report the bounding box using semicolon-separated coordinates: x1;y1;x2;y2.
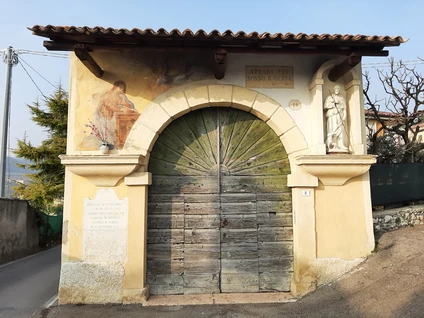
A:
0;246;61;318
37;225;424;318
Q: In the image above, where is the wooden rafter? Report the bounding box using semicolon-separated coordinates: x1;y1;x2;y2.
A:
328;55;362;82
73;44;104;78
214;49;227;80
45;41;389;57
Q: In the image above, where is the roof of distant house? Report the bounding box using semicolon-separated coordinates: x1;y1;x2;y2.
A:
364;109;402;118
29;25;406;56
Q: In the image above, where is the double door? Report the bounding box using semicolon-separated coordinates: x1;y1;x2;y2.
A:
147;107;293;295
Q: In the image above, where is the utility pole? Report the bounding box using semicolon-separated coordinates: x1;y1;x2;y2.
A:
0;47;18;197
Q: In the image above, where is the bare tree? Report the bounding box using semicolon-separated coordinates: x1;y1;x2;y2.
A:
363;58;424;162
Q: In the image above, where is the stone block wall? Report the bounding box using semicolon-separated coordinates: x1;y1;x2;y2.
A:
0;199;39;264
373;205;424;233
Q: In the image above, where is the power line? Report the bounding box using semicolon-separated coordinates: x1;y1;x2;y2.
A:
19;55;58;89
17;49;69;58
362;59;424;69
18;60;47;99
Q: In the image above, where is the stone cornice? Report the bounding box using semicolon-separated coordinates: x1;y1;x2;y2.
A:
60;155;144;187
296;155;376;186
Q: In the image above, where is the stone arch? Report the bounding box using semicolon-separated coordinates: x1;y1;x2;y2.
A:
123;84;308;168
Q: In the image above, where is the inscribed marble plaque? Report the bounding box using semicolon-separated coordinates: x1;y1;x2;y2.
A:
245;66;294;88
82;189;128;262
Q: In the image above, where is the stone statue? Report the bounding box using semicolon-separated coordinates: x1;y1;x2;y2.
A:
324;85;348;152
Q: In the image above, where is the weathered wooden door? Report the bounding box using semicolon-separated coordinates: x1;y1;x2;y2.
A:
147;107;293;295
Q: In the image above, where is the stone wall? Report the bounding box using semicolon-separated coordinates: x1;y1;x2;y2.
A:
373;205;424;233
0;199;39;264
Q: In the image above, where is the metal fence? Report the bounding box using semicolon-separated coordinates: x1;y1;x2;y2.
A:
369;163;424;206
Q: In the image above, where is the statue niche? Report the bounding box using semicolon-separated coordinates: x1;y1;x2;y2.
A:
324;85;348;153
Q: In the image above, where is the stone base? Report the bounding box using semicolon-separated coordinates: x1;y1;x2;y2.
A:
316;258;365;286
123;287;150;304
59;262;124;304
290;279;317;297
143;292;296;306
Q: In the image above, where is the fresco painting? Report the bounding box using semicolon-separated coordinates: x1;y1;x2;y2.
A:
80;52;213;151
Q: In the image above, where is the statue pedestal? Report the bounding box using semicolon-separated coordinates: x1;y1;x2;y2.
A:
296;154;376;186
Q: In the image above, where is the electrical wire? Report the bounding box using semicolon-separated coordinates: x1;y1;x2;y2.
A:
18;60;47;99
362;59;424;69
17;50;69;58
19;55;58;89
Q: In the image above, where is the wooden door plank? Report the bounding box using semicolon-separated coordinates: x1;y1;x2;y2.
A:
257;201;292;213
184;259;220;274
202;108;219;167
220;214;257;229
149;157;208;176
150;127;212;173
167;116;216;169
147;259;183;275
184;193;220;203
221;273;259;293
148;194;184;202
222;112;255;167
184;244;220;259
221;259;258;274
230;160;290;176
258;242;294;257
147;229;184;244
227;131;286;172
257;213;293;227
184;201;221;215
185;215;220;228
149;141;211;174
148;202;185;214
182;109;217;167
185;229;220;244
221;228;257;244
183;274;220;294
221;243;258;259
150;176;219;194
221;202;256;214
259;257;293;272
147;243;183;260
221;175;288;193
220;193;256;203
226;119;270;168
258;227;293;242
257;193;291;201
259;273;292;292
148;215;184;229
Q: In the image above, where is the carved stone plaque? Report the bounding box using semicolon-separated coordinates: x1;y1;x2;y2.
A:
82;189;128;262
289;100;302;110
246;66;294;88
83;189;128;230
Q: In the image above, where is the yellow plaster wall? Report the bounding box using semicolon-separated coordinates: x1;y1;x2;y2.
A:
315;174;374;259
70;49;217;152
66;173;128;261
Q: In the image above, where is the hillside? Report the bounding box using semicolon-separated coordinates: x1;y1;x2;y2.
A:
6;156;32;181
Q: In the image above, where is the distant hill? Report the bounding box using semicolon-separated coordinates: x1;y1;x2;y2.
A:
4;156;33;198
6;156;33;180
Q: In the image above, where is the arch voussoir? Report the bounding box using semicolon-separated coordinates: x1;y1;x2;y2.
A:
124;84;308;163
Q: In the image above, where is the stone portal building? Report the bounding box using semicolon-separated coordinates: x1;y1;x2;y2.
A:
31;26;404;304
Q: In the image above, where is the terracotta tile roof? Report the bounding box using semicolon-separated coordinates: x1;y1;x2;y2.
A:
29;25;406;54
365;110;402;118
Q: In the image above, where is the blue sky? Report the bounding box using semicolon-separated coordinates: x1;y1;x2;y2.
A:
0;0;423;152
